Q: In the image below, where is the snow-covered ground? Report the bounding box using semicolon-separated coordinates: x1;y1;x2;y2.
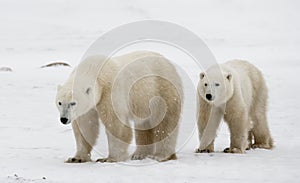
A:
0;0;299;182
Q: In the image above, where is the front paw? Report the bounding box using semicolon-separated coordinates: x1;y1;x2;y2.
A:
65;157;90;163
223;147;244;153
195;148;213;153
96;157;117;163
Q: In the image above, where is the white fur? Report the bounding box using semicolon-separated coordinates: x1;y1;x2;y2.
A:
56;55;106;123
56;51;183;162
196;60;273;154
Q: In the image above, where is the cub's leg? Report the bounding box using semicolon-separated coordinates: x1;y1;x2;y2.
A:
250;79;273;149
66;109;99;163
195;101;223;153
224;109;249;153
251;102;273;149
195;101;213;153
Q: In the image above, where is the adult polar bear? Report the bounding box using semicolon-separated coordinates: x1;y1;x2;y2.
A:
195;60;273;153
56;51;183;163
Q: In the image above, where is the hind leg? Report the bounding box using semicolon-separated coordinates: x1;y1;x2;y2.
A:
251;106;273;149
131;122;154;160
132;112;179;162
246;130;253;150
98;129;132;163
251;80;273;149
149;110;180;162
97;116;133;163
152;125;178;162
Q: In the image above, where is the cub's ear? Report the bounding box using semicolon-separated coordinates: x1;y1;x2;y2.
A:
57;85;62;91
86;87;91;95
200;72;205;79
226;73;232;81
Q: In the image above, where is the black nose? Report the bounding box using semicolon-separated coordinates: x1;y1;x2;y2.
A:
206;94;213;101
60;117;69;124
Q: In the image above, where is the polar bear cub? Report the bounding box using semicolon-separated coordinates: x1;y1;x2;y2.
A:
195;60;273;153
56;51;183;162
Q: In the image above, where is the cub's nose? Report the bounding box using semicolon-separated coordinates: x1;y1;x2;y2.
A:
60;117;69;124
206;94;213;101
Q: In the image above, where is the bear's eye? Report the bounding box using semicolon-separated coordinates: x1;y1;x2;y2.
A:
70;102;76;106
58;102;62;106
215;83;220;87
204;83;208;87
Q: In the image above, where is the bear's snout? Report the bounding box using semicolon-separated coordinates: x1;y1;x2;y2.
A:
206;94;214;101
60;117;69;124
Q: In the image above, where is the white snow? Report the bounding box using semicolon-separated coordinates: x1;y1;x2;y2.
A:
0;0;299;182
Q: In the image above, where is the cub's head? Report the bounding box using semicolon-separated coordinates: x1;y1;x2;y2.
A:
55;84;97;125
198;69;234;106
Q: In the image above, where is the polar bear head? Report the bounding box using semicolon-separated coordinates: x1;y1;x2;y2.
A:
198;68;234;106
55;81;100;125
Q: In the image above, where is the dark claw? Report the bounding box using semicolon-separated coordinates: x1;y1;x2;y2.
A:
96;158;117;163
200;149;211;153
223;147;230;153
96;158;106;163
195;148;201;153
195;148;212;153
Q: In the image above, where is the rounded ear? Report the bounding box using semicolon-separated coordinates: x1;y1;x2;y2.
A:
85;87;91;95
57;85;62;92
226;73;232;81
200;72;205;79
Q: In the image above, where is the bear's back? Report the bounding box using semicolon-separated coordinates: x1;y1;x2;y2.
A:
100;51;180;86
223;59;267;108
98;51;182;122
224;60;265;87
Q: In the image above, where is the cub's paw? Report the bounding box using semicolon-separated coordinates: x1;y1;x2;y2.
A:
223;147;244;154
96;157;117;163
195;148;213;153
65;157;90;163
131;154;147;160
